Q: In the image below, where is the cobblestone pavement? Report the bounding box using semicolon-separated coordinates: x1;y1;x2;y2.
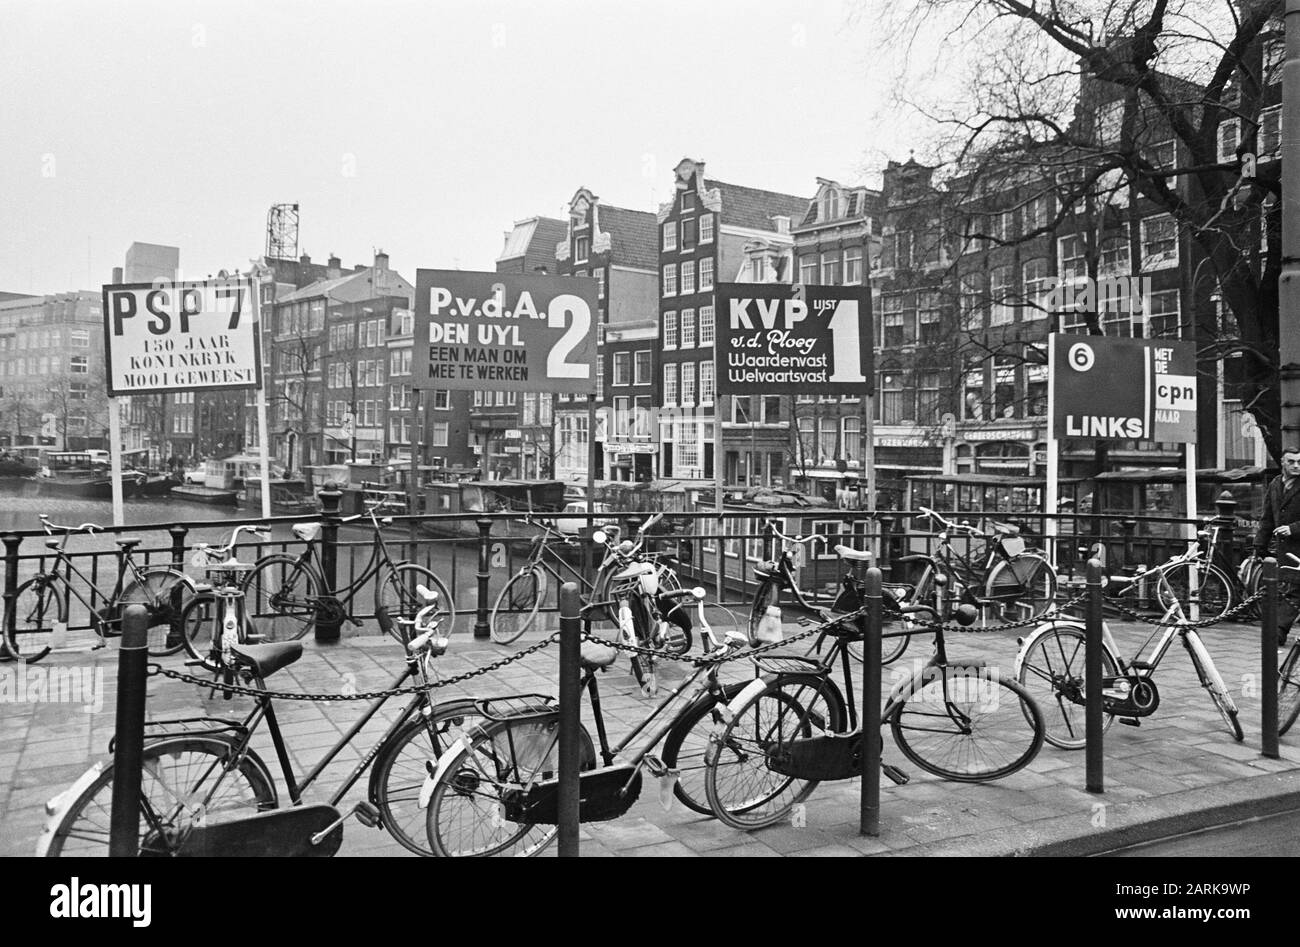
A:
4;612;1297;858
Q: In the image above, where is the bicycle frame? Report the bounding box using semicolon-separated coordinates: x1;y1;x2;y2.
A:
290;513;400;608
42;544;158;635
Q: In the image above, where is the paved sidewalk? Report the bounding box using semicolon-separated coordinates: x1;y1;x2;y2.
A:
3;616;1298;857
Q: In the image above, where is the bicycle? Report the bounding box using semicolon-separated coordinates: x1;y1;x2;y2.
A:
605;552;695;697
178;524;273;668
1103;527;1233;622
38;588;483;857
703;545;1046;830
906;506;1058;622
3;515;197;663
242;499;453;642
420;586;752;857
1276;554;1300;737
1013;547;1244;749
747;519;918;665
489;513;672;644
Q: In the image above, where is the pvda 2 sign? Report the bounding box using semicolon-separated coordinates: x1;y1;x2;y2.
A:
1050;333;1196;442
715;284;873;395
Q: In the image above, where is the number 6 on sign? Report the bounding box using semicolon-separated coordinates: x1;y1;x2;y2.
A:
826;300;867;384
547;294;591;379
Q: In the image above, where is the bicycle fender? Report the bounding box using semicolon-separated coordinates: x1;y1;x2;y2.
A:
722;678;770;724
1011;620;1087;680
421;733;475;810
35;760;105;856
367;700;481;804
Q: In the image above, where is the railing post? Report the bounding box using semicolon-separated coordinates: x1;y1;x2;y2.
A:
474;518;492;639
1120;519;1137;570
860;566;883;836
1213;490;1238;573
762;519;775;562
316;481;343;642
1262;557;1280;760
557;582;582;856
2;533;21;658
877;514;896;581
1085;558;1105;794
110;604;150;856
167;524;188;573
715;513;725;603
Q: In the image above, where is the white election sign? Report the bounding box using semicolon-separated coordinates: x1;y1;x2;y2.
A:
102;278;261;396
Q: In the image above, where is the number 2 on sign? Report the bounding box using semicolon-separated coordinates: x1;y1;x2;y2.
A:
826;300;866;384
546;294;591;379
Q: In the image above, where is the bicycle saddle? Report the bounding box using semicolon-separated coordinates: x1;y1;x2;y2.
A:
292;523;322;543
114;536;143;549
990;522;1020;536
229;641;303;678
834;544;871;562
579;639;619;670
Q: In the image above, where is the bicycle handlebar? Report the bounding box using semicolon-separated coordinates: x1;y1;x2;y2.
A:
767;520;826;547
39;515;100;535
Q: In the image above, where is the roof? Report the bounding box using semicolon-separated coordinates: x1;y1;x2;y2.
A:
797;188;883;228
705;179;809;231
497;217;567;262
597;205;658;269
276;267;413;305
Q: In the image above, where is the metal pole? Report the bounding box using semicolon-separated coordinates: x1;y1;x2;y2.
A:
108;396;124;527
474;518;492;639
1085;558;1104;793
557;582;582;856
109;604;150;856
864;395;876;511
1262;557;1280;759
860;566;883;836
3;533;21;657
1280;0;1300;449
316;482;343;642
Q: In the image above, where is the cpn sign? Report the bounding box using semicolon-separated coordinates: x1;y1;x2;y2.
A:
102;278;260;397
1050;333;1196;442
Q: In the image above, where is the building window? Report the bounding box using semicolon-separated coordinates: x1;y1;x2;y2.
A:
989;266;1014;325
820;252;842;285
1058;234;1086;281
613;352;631;385
1217;118;1240;164
663;310;678;348
750;257;765;281
70;355;88;374
842;417;861;462
1100;224;1130;275
523;392;536;425
796;417;815;463
1023;194;1053;232
1140;214;1178;270
681;217;697;248
433;389;450;410
960;274;983;330
632;350;651;385
432;422;449;447
1094;99;1124;144
676;421;699;471
917;291;942;344
799;255;818;285
699;258;714;291
663;364;678;405
596;358;605;400
698;306;714;345
596;269;605;298
663;222;677;251
1022;258;1050;320
820;189;840;222
681;261;695;295
680;362;696;406
71;329;90;347
844;247;863;284
880;367;914;424
613;396;631;437
1145;289;1181;338
575;236;590;261
994;356;1017;418
885;230;913;270
699;360;714;405
634;395;651;437
1144;139;1177;171
390;348;412;376
881;293;914;347
680;309;696;348
700;214;714;243
662;264;677;296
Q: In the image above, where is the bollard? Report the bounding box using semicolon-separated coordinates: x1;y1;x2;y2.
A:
316;482;343;642
1085;558;1105;793
2;533;21;658
167;524;188;572
110;605;150;856
860;567;883;837
878;515;895;580
1262;557;1280;759
1120;519;1137;572
1213;491;1237;573
474;518;492;639
762;519;776;562
557;582;582;857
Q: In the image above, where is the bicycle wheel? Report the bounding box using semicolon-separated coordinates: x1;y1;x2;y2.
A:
987;554;1057;621
379;563;456;638
241;554;321;642
425;714;595;857
1161;563;1232;622
890;666;1044;781
490;568;544;645
847;605;917;667
372;700;487;857
41;735;277;856
4;577;63;663
1279;644;1300;737
748;580;781;642
659;682;749;815
1183;632;1244;741
122;567;192;657
1015;624;1117;749
704;674;847;831
624;595;658;697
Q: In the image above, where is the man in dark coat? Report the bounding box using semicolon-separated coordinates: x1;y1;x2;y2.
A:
1254;446;1300;645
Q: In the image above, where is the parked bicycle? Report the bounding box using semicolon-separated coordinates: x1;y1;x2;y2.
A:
242;499;453;642
1101;527;1233;622
3;515;196;663
747;519;918;665
1014;548;1244;749
905;506;1058;622
38;587;482;857
420;586;750;857
704;544;1046;830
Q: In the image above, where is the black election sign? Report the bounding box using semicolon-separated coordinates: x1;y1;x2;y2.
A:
714;284;873;395
413;269;597;394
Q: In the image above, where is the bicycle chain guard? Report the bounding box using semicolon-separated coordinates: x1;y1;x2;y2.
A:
501;764;642;824
171;804;343;857
1099;675;1160;718
766;733;864;781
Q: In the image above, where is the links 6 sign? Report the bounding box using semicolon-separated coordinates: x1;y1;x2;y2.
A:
715;284;873;395
102;279;261;396
1050;334;1196;442
414;270;596;394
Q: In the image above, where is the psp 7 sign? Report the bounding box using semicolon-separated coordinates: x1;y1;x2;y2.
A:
102;279;261;397
413;270;596;394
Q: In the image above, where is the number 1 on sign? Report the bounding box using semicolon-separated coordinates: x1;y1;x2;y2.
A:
826;301;866;384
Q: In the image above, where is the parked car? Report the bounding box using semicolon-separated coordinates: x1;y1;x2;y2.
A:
183;466;206;484
552;501;616;536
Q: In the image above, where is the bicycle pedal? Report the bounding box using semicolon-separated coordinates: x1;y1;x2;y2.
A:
353;800;380;828
882;763;910;786
1119;717;1141;727
642;754;667;778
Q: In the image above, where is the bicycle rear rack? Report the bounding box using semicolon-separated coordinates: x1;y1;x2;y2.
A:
475;694;557;723
752;654;829;677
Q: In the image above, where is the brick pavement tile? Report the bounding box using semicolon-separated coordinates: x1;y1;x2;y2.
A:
697;842;783;857
657;816;764;852
788;843;863;857
584;818;679;850
731;824;837;854
619;840;698;857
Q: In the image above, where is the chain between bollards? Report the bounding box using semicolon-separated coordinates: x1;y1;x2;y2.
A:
1085;558;1104;794
1261;557;1280;760
860;566;882;837
557;582;582;857
109;604;150;857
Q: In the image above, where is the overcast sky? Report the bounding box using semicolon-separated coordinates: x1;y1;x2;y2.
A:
0;0;931;294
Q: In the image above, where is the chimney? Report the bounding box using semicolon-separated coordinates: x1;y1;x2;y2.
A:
374;249;389;272
773;215;790;234
299;253;311;265
111;266;123;284
327;253;342;279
